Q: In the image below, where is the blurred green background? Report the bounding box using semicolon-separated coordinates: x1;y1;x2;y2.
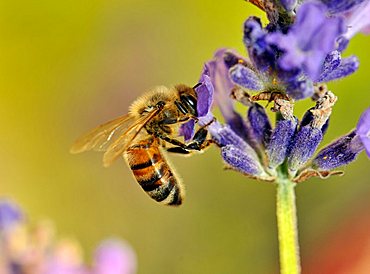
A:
1;1;369;273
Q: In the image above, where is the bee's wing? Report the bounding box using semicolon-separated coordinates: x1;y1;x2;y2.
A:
102;108;161;167
70;114;135;154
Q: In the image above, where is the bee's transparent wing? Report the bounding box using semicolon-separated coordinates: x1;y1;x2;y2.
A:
70;114;135;154
102;108;161;167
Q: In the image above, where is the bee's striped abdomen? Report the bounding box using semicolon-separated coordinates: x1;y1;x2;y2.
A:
125;138;183;206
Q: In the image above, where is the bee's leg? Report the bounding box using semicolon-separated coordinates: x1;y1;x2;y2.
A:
158;134;188;149
184;128;217;150
166;147;191;154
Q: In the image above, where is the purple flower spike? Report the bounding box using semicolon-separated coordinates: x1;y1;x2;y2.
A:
266;2;345;80
247;103;272;146
0;199;23;231
286;78;314;100
317;55;359;83
179;120;195;142
267;118;298;169
221;145;264;176
288;126;323;174
321;0;367;14
312;131;362;170
94;239;137;274
357;107;370;157
229;64;264;91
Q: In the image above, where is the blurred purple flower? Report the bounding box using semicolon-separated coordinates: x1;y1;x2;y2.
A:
267;1;345;80
43;240;87;274
93;240;137;274
0;199;23;231
0;198;138;274
357;107;370;157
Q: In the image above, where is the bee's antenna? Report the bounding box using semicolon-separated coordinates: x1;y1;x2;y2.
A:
192;82;202;90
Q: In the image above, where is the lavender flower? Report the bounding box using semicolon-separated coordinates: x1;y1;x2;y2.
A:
266;1;345;80
179;1;369;273
193;0;369;183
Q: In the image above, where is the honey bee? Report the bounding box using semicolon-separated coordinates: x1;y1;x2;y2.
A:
71;84;212;206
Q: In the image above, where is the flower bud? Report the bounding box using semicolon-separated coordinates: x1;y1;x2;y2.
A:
287;126;323;175
247;103;272;147
312;131;363;170
267;118;298;169
221;145;264;176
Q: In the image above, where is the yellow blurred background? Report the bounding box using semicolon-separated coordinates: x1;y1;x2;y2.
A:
1;1;369;273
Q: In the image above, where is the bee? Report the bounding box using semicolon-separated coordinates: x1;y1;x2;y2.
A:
70;84;212;206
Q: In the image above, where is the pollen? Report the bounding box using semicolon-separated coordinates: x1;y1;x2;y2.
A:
323;155;328;160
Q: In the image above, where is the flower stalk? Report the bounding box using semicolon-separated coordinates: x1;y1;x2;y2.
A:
276;174;300;274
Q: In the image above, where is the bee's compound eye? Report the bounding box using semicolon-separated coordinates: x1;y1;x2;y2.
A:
180;95;198;116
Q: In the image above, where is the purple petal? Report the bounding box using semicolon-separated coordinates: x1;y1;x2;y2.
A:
93;239;137;274
206;49;236;122
196;68;214;117
205;49;250;139
317;50;341;81
179;120;195;142
244;17;276;72
357;107;370;157
317;55;359;82
229;64;264;91
293;2;328;48
221;145;264;176
178;65;214;142
343;0;370;39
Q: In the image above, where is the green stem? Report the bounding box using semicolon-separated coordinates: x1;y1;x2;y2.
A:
276;177;301;274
